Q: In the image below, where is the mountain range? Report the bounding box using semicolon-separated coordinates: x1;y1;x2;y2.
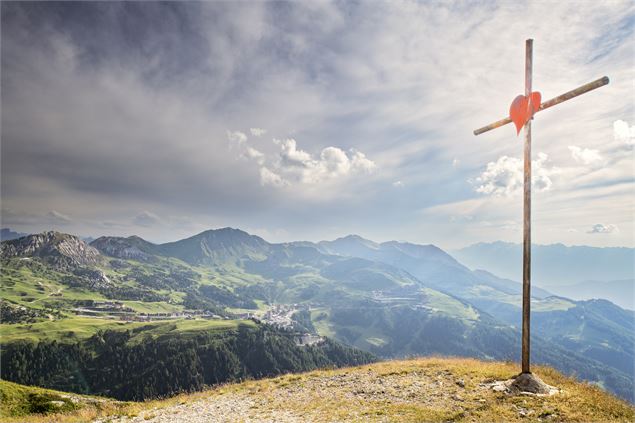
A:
1;228;633;403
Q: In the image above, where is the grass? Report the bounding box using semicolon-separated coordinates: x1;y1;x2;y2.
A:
1;262;112;310
226;299;270;316
468;285;576;312
119;300;184;314
0;315;253;344
421;287;480;321
124;318;255;344
205;357;634;422
3;357;631;422
0;317;134;343
0;379;134;423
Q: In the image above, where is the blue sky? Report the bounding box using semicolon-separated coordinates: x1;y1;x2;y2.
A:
1;1;633;248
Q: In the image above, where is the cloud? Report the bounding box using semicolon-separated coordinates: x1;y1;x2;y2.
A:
587;223;618;234
393;181;404;188
227;130;248;144
259;167;288;187
613;120;634;145
47;210;71;224
473;153;558;197
244;147;265;164
568;146;602;165
227;131;376;188
1;208;73;228
244;138;375;187
276;138;313;166
133;211;161;227
250;128;267;137
275;139;376;184
1;2;632;247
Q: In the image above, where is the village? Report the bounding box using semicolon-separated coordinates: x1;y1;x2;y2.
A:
70;300;325;346
71;301;225;322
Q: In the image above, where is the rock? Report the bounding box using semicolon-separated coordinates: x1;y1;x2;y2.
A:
492;383;508;392
483;373;558;397
456;379;465;388
49;400;66;407
509;373;558;395
0;231;100;269
90;236;156;262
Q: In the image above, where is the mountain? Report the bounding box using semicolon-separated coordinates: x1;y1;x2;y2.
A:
91;235;160;262
2;228;634;403
0;228;28;241
318;235;552;300
158;227;271;265
5;358;632;423
453;241;634;287
547;280;634;311
0;231;100;268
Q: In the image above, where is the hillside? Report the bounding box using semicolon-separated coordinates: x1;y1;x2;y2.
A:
2;358;633;423
0;321;374;401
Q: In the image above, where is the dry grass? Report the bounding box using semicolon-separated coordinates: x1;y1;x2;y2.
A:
2;357;633;422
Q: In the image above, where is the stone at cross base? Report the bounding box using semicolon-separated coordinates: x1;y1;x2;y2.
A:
509;372;558;396
484;372;559;397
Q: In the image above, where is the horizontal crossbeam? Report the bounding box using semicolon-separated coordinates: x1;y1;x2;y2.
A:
473;76;609;136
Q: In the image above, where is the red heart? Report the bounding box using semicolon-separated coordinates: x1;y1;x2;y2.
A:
509;91;542;135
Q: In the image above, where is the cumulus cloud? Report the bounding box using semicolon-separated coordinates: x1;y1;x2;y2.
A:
227;130;247;144
133;211;161;227
587;223;618;234
393;180;404;188
241;137;375;187
47;210;72;225
259;167;288;187
568;145;602;165
274;139;375;184
244;147;265;164
473;153;558;196
613;120;634;145
226;131;376;187
276;138;313;166
250;128;267;137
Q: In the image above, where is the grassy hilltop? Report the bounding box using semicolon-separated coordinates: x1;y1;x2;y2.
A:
1;358;633;423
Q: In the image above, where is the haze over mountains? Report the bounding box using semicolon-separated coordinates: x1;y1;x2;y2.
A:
454;241;634;310
1;227;633;403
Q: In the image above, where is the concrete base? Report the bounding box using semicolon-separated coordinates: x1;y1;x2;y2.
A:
482;372;559;397
509;372;557;395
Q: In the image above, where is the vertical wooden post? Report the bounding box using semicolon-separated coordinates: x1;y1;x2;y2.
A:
522;39;533;374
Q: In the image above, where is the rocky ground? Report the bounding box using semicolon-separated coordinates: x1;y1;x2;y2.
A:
97;358;633;423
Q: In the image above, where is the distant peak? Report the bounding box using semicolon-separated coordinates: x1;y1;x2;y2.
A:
338;234;369;241
330;234;377;244
198;227;250;236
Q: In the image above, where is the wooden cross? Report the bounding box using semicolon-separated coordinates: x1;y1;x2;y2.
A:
473;39;608;375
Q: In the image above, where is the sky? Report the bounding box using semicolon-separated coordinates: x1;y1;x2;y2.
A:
1;1;633;249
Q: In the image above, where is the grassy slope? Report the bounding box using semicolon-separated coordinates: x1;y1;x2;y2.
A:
0;379;124;421
2;358;632;423
0;316;252;343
